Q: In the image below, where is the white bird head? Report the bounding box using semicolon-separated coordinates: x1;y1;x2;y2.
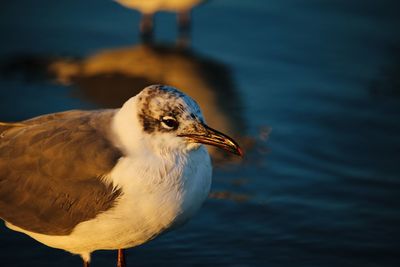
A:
113;85;242;157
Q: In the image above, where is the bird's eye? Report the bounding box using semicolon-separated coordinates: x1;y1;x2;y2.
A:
161;116;179;130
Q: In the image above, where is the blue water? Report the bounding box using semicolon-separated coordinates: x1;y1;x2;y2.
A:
1;0;400;266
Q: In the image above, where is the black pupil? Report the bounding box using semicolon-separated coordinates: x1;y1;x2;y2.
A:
163;118;177;128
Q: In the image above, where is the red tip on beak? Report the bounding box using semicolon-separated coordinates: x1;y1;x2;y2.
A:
237;147;244;157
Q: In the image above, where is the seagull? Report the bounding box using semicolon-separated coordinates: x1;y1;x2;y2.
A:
0;85;242;267
115;0;205;41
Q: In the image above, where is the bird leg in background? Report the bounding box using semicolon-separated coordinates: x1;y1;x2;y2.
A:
140;13;154;42
178;10;191;33
177;10;191;47
83;260;90;267
117;249;126;267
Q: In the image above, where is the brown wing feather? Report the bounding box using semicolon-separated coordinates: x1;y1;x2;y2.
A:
0;110;123;235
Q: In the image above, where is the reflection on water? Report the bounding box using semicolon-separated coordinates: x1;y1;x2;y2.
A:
1;43;258;162
50;43;250;161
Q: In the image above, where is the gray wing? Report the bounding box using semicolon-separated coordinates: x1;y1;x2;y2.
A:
0;110;123;235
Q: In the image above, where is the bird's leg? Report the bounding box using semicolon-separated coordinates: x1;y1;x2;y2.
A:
140;13;154;43
117;249;126;267
178;10;191;34
81;254;91;267
177;10;191;48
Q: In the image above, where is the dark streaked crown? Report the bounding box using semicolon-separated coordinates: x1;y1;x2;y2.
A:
136;85;204;134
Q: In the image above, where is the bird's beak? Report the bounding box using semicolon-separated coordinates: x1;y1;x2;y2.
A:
179;123;243;157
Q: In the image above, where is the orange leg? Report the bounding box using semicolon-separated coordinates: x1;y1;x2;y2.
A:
177;10;192;47
117;248;126;267
178;10;191;34
140;13;154;42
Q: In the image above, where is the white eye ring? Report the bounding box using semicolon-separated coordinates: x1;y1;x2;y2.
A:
161;116;178;130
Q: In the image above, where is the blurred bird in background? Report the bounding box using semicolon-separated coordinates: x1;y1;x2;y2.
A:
115;0;205;43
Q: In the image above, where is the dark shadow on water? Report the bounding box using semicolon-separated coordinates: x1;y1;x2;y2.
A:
0;55;56;83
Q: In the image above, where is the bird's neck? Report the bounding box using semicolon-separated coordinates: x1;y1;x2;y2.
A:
111;97;146;155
